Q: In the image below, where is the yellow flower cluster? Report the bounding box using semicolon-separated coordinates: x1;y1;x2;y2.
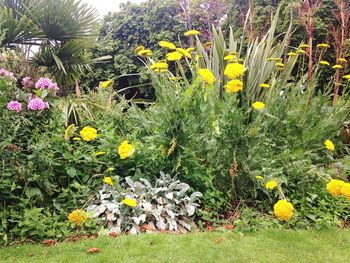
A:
326;179;350;202
287;52;297;57
100;79;114;88
265;180;278;190
118;141;135;159
332;64;343;69
324;139;335;151
252;101;265;110
158;41;176;50
176;48;191;59
273;200;294;221
299;44;310;49
317;43;330;48
103;176;114;186
226;79;243;93
68;209;87;227
150;62;169;73
184;29;200;36
122;198;137;207
259;83;270;88
319;60;330;66
198;68;215;85
167;138;177;156
80;126;97;142
166;51;183;61
224;63;244;80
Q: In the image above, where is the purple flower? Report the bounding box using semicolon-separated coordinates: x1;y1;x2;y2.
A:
35;77;59;91
0;68;16;81
7;101;22;113
28;97;50;111
21;77;34;88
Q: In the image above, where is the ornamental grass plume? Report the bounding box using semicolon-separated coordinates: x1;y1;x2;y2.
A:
122;198;137;207
226;79;243;93
118;141;135;159
273;200;294;221
68;209;87;227
7;101;22;113
224;63;244;79
79;126;97;142
326;179;345;197
198;68;215;85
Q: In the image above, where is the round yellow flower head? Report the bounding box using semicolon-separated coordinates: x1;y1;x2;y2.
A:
68;209;87;227
158;41;176;50
100;79;114;89
122;198;137;207
150;62;169;73
80;126;97;142
252;101;265;110
273;200;294;221
326;179;345;197
118;140;135;159
95;151;106;156
104;176;114;186
134;45;144;54
296;49;306;54
137;49;152;57
198;68;215;85
64;124;76;141
259;83;270;88
265;180;278;190
340;183;350;201
299;44;311;49
226;79;243;93
332;64;343;69
184;29;200;36
275;62;285;67
224;63;244;79
166;51;183;61
73;137;81;141
255;175;263;180
267;57;282;62
287;52;297;57
316;43;330;48
224;54;236;61
176;48;191;59
319;60;330;66
337;58;347;64
324;139;335;151
186;47;195;52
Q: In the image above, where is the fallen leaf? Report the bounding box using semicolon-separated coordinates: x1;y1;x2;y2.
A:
224;225;235;230
108;231;118;237
140;222;156;232
42;239;57;246
214;237;226;244
87;247;100;254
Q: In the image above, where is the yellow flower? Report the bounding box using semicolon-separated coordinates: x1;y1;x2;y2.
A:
176;48;192;59
73;137;81;141
95;151;106;156
299;44;311;49
343;74;350;80
224;63;244;79
224;54;236;61
267;57;282;62
265;180;278;190
319;60;330;66
117;140;135;159
137;49;152;57
340;183;350;201
107;167;115;172
337;58;347;64
186;47;195;52
167;138;177;156
259;83;270;88
158;41;176;50
184;29;200;36
332;64;343;69
68;209;87;227
275;62;285;67
64;124;76;141
287;52;297;56
80;126;97;142
134;45;144;54
226;79;243;93
166;51;183;61
100;80;114;88
326;179;345;197
122;198;137;207
317;43;330;48
273;200;294;221
103;176;114;186
324;139;335;151
296;49;307;54
198;68;215;85
255;175;263;180
150;62;169;73
203;42;212;48
252;101;265;110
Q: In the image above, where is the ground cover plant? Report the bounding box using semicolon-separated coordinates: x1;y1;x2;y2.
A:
0;0;350;246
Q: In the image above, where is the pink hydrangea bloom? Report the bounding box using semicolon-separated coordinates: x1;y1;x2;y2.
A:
0;68;16;81
7;101;22;112
35;77;59;91
28;97;49;111
21;77;34;88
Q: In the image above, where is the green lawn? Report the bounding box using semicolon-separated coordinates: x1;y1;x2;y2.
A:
1;229;350;263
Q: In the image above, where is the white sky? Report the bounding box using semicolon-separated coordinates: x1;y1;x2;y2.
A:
83;0;145;17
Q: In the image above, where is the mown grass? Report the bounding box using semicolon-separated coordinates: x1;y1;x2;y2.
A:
1;229;350;263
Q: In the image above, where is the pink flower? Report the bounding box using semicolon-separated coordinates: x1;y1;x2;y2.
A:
35;77;59;91
28;97;50;111
0;68;16;81
7;101;22;112
21;77;34;88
